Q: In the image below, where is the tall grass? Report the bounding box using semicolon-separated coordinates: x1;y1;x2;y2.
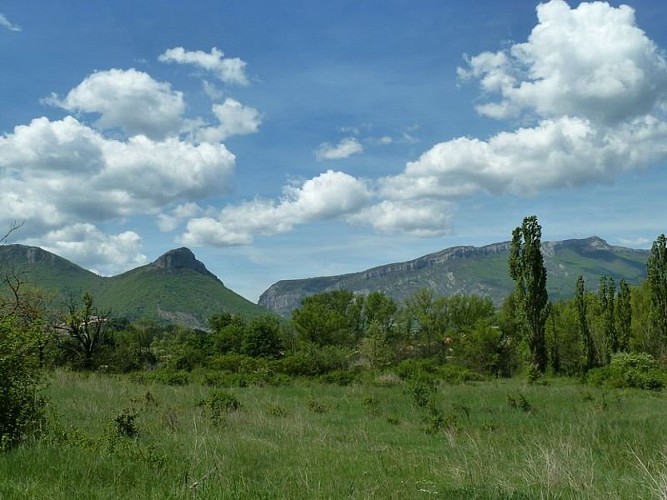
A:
1;372;666;498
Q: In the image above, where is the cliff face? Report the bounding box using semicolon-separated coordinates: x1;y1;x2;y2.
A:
148;247;221;283
258;237;649;318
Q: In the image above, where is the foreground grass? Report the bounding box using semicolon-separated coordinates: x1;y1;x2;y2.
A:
2;372;667;499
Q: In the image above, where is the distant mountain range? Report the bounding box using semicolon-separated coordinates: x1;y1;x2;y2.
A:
258;237;650;317
0;236;652;325
0;245;269;329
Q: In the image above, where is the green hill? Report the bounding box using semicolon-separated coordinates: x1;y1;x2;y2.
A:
258;236;649;317
0;245;270;328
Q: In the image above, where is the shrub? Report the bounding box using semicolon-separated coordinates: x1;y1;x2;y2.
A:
275;345;349;377
0;319;47;450
113;408;139;438
587;352;664;390
197;390;241;421
406;375;437;408
141;369;190;386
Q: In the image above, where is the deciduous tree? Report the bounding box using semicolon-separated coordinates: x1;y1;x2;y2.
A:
647;234;667;350
509;216;549;373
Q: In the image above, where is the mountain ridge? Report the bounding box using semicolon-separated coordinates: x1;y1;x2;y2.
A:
258;236;650;317
0;244;269;328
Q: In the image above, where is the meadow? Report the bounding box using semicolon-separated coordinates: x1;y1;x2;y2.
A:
1;372;667;499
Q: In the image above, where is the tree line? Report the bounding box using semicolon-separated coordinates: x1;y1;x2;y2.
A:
2;216;667;448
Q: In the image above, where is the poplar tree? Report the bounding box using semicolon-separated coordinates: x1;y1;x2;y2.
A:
599;276;617;358
647;234;667;347
576;275;595;371
616;279;632;352
509;215;549;373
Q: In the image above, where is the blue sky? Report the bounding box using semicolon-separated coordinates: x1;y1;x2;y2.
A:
1;0;666;302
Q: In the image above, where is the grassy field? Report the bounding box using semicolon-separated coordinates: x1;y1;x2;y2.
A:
1;372;667;499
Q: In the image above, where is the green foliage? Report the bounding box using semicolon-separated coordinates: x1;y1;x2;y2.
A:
59;291;112;370
113;408;139;438
197;390;241;422
306;397;328;414
576;276;596;372
587;352;664;390
275;344;350;377
599;276;618;358
617;279;632;352
7;371;667;497
647;234;667;351
455;321;502;375
407;376;436;408
242;316;284;358
320;369;359;386
0;318;47;450
400;288;449;358
509;215;550;373
291;290;362;347
506;392;533;413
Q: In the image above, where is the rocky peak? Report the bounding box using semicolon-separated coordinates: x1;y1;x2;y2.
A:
149;247;220;282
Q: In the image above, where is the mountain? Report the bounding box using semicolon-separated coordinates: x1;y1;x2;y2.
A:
0;245;269;328
258;237;650;317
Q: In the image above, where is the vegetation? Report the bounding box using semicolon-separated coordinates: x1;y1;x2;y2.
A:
3;217;667;497
2;372;667;498
509;215;550;373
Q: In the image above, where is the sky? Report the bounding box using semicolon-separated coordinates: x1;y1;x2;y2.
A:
1;0;667;302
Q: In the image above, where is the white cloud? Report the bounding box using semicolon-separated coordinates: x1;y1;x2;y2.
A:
619;237;651;248
0;116;236;229
0;13;20;31
195;98;262;142
315;137;363;161
458;0;667;124
159;47;249;85
172;1;667;247
373;0;667;232
348;199;454;237
48;69;186;140
157;203;203;232
23;223;147;276
180;170;371;245
202;80;224;101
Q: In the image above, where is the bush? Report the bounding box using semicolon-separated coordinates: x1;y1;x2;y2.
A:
0;319;47;450
587;352;664;390
197;390;241;422
275;345;350;377
146;369;190;386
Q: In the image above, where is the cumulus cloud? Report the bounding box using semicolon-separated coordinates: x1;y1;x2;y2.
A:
458;0;667;124
0;13;20;31
348;199;455;237
381;115;667;200
0;116;236;233
48;69;186;140
159;47;249;85
377;0;667;225
23;223;147;276
183;0;667;245
195;98;262;142
315;137;363;161
180;170;371;245
157;203;204;232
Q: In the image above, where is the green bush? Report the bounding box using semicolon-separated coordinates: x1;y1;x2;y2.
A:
0;319;47;450
145;369;190;386
587;352;664;390
197;390;241;421
275;345;349;377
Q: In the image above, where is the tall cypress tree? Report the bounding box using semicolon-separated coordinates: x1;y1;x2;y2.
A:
509;215;550;373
